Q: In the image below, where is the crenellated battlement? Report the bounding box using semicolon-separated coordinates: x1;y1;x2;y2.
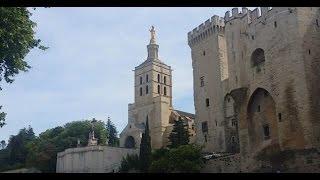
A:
188;15;225;47
188;7;298;47
224;7;295;25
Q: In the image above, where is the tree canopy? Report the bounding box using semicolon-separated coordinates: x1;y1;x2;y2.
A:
0;126;36;171
139;120;152;172
26;120;107;172
168;118;190;148
0;7;47;127
0;119;108;172
106;118;119;147
149;144;204;173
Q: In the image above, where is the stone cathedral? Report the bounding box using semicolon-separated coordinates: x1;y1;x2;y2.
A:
119;26;196;149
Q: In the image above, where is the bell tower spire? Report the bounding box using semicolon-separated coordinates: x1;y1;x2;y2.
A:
147;25;159;60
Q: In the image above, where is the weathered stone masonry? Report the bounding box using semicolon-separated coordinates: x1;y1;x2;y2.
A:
188;7;320;172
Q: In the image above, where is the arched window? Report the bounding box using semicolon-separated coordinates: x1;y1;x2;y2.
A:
124;136;135;148
146;74;149;82
164;76;166;84
251;48;265;67
157;85;160;94
140;87;142;96
158;74;160;82
146;85;149;94
164;86;167;96
140;76;142;85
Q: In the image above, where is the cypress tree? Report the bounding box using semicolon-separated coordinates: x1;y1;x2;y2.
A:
106;118;119;147
168;117;190;148
139;120;151;172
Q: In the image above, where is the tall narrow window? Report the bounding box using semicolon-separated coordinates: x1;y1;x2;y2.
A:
316;19;319;27
158;74;160;82
146;85;149;94
202;121;208;133
164;76;166;84
200;76;204;87
274;21;277;28
263;124;270;140
140;76;142;85
146;74;149;82
257;105;261;112
157;85;160;94
206;98;210;107
164;86;167;96
140;87;142;96
278;113;282;122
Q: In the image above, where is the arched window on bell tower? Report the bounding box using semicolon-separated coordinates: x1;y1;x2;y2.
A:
157;85;160;94
158;74;160;82
164;86;167;96
146;85;149;94
140;87;142;96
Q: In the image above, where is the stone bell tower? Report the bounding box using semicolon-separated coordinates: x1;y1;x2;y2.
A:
120;26;174;149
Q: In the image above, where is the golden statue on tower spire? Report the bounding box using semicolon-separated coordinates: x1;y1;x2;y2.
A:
149;25;156;44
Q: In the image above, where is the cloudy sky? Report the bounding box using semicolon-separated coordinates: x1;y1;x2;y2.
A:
0;7;251;142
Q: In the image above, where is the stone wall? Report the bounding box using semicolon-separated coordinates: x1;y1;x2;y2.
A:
201;154;241;173
56;146;138;173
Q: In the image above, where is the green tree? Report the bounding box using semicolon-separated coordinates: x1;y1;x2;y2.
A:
149;144;204;173
0;106;6;128
0;7;47;127
25;119;107;172
139;120;151;172
1;126;36;168
106;117;119;147
119;154;140;173
149;148;170;173
0;140;6;149
168;118;190;148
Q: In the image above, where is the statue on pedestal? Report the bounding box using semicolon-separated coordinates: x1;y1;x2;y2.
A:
88;118;98;146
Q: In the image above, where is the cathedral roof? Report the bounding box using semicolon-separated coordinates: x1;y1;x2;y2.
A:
174;110;195;119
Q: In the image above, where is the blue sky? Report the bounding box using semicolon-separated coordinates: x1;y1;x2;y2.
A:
0;7;252;142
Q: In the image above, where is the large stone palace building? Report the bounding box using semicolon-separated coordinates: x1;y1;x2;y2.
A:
188;7;320;172
57;7;320;173
119;26;195;149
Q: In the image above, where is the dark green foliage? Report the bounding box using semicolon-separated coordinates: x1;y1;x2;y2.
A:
0;7;47;87
106;118;119;147
149;148;170;173
119;154;140;172
168;118;190;148
139;120;151;172
0;7;47;127
25;120;107;172
0;140;6;149
0;120;107;172
0;106;6;128
0;126;35;171
150;144;204;173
